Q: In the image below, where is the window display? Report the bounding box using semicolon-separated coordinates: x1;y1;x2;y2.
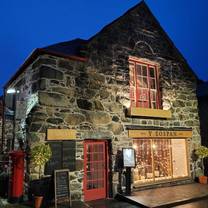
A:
133;138;189;185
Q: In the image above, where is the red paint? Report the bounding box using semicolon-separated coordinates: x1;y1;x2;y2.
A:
9;151;25;200
129;60;160;109
84;140;107;201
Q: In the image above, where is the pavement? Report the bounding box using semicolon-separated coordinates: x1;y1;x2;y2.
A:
49;198;208;208
116;183;208;208
1;198;208;208
173;199;208;208
1;183;208;208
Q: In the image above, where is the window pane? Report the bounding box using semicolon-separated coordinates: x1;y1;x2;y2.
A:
139;90;148;101
136;64;142;75
142;65;147;76
150;91;156;101
133;139;154;184
151;102;157;109
138;89;149;108
150;78;156;89
172;139;188;178
133;138;189;185
129;61;160;109
150;67;155;78
137;76;143;87
143;77;148;88
153;139;172;181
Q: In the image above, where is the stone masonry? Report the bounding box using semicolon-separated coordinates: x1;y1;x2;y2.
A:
4;2;201;201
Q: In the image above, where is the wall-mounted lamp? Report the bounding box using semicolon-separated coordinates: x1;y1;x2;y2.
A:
7;88;20;94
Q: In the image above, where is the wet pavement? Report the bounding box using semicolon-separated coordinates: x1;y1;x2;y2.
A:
45;199;138;208
117;183;208;208
173;199;208;208
86;199;138;208
57;198;208;208
2;183;208;208
1;198;208;208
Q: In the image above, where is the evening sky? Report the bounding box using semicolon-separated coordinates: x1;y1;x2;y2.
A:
0;0;207;95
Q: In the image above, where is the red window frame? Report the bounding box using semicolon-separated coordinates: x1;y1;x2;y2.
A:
129;59;161;109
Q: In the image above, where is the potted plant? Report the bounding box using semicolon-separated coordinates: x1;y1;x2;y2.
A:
195;145;208;184
30;144;52;208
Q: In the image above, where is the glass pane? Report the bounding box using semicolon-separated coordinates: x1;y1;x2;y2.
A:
97;180;104;188
143;77;148;88
133;139;154;184
136;64;142;75
138;89;149;108
87;144;92;153
153;139;172;181
172;139;188;178
150;91;156;101
139;90;148;101
137;76;143;87
142;66;147;76
150;78;156;89
150;91;157;109
133;138;189;185
151;102;157;109
150;67;155;78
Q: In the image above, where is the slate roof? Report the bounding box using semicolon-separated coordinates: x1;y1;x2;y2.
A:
197;81;208;97
43;38;88;57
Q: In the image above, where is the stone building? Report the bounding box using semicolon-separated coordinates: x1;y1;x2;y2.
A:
3;1;201;202
197;81;208;175
0;97;3;149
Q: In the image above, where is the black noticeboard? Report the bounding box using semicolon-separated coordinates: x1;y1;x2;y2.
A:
54;169;71;208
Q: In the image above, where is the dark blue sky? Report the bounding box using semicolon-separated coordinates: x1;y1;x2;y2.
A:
0;0;208;95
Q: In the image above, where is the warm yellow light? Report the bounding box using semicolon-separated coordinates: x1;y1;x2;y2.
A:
152;144;157;149
133;144;137;149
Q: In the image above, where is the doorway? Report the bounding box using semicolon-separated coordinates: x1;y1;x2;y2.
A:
83;140;108;201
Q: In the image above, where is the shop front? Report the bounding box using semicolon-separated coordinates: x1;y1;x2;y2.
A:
129;129;192;186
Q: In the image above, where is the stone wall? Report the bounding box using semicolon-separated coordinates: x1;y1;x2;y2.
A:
4;56;42;151
198;95;208;175
5;2;201;200
0;118;2;150
85;2;201;176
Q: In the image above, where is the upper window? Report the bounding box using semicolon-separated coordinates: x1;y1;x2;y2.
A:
129;58;160;109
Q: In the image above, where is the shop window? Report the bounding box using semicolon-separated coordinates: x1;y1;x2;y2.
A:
133;139;189;185
45;141;76;175
129;60;160;109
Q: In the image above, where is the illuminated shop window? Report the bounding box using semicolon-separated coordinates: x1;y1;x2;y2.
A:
133;139;189;184
129;60;160;109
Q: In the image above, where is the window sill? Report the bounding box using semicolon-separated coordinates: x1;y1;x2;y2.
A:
127;107;172;119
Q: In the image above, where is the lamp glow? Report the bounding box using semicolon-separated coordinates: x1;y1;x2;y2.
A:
7;88;16;94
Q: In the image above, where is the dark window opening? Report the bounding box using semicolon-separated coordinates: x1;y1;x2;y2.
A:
45;141;76;175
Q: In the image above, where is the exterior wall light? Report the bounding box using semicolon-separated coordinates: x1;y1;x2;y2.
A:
6;88;20;94
7;88;16;94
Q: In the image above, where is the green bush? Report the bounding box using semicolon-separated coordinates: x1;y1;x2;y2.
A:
31;144;52;178
195;145;208;176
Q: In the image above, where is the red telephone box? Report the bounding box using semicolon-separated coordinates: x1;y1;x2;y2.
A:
8;151;25;203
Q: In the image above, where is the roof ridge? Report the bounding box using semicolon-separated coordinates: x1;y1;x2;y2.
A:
88;0;144;41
